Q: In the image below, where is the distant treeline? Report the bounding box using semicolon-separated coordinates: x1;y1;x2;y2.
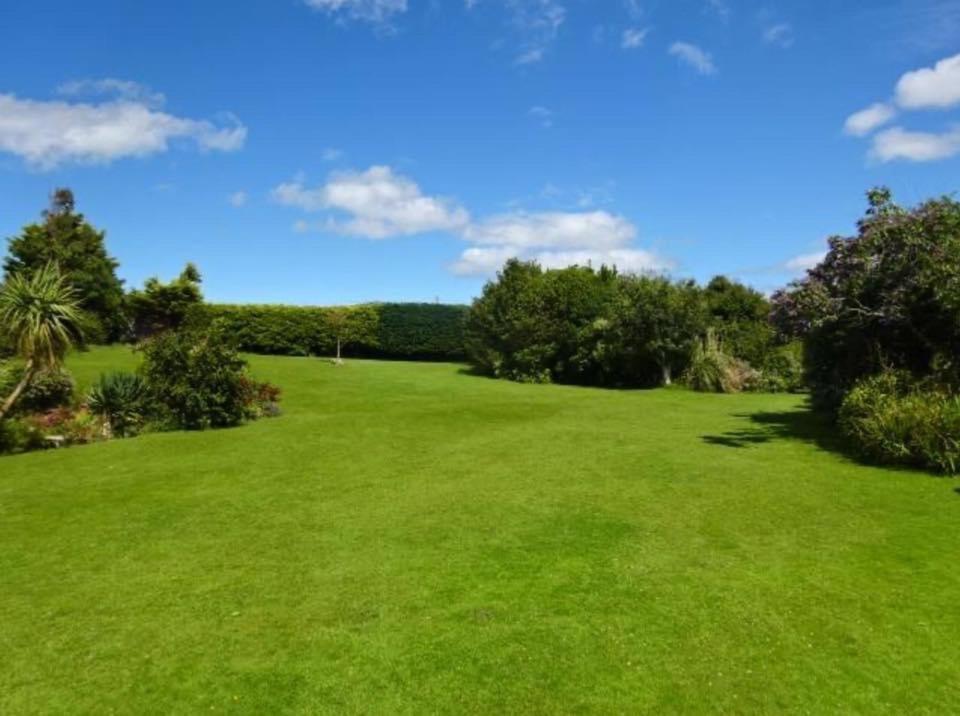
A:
192;303;469;361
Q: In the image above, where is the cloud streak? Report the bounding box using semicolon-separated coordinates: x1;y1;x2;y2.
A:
669;42;716;75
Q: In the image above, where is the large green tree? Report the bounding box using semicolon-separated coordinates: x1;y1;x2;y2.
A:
3;189;125;341
771;188;960;410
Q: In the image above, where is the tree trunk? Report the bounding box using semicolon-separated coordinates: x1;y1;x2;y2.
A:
661;363;672;386
0;359;35;421
334;337;343;365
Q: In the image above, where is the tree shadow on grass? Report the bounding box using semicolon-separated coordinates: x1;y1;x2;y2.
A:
701;401;853;458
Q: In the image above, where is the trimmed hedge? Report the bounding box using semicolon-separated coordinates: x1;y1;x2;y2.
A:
193;303;467;360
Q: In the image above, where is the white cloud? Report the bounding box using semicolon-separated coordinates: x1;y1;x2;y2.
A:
271;165;470;238
454;210;672;276
621;27;649;49
463;210;636;250
0;93;246;170
895;52;960;109
784;251;826;272
870;125;960;162
528;105;553;127
844;102;897;136
274;165;671;276
228;191;248;207
844;53;960;161
451;246;519;275
762;23;794;48
57;78;166;107
304;0;407;23
452;243;671;276
669;42;717;75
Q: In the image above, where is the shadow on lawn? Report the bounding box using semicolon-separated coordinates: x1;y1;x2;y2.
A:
702;402;852;457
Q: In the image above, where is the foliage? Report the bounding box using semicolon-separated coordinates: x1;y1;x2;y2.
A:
685;330;760;393
465;260;710;387
26;406;103;446
0;264;82;419
605;274;707;386
16;369;75;414
127;263;204;339
3;189;126;341
240;377;283;419
197;302;466;360
139;325;251;430
756;341;805;393
772;188;960;411
686;330;733;392
0;416;45;454
0;263;82;369
87;372;150;437
839;371;960;474
375;303;469;359
704;275;776;367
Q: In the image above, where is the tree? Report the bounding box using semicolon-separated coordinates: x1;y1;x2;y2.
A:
327;308;350;364
0;264;82;419
3;189;125;341
127;263;204;339
771;188;960;410
609;276;707;386
704;275;775;367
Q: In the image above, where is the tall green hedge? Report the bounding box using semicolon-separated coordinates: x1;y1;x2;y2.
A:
193;303;467;360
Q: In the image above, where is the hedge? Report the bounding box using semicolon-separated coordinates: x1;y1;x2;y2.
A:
193;303;468;360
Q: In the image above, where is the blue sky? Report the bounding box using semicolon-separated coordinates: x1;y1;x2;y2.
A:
0;0;958;304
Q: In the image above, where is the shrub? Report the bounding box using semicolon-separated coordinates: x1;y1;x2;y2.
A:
685;331;730;393
0;418;45;454
839;371;960;474
139;325;250;430
240;377;283;419
754;341;805;393
26;406;103;445
87;372;150;437
685;331;759;393
0;364;74;415
197;302;467;360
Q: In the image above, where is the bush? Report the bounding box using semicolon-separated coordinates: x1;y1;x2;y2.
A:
685;332;730;393
839;371;960;474
772;189;960;412
754;341;805;393
26;406;103;445
240;377;283;419
0;417;45;454
87;372;150;437
139;325;251;430
0;364;74;415
196;303;467;360
685;331;758;393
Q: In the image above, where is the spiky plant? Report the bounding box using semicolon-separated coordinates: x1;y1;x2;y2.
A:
87;372;149;438
0;264;82;419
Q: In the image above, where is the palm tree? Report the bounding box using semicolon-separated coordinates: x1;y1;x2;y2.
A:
0;264;82;420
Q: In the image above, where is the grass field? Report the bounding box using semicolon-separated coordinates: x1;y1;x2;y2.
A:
2;346;958;713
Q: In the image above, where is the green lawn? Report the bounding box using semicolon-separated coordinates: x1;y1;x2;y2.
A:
2;346;958;713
